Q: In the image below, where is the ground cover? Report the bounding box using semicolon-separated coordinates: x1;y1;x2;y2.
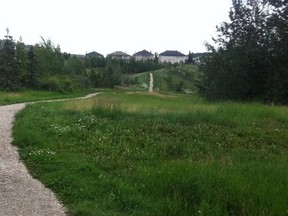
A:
13;91;288;215
0;90;92;105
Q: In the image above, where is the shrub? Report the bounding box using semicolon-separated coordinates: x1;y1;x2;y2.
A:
40;75;78;92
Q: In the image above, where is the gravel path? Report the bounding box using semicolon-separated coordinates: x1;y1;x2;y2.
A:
0;93;99;216
149;73;153;93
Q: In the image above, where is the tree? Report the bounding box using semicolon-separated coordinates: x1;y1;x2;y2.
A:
34;37;64;77
187;51;194;64
64;56;84;75
154;52;159;64
264;0;288;103
26;46;40;89
0;29;20;90
15;37;28;86
200;0;288;103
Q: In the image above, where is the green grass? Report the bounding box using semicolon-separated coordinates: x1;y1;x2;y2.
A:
0;90;93;105
123;65;202;93
13;91;288;215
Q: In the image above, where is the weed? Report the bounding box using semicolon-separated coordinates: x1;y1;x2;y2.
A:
13;91;288;215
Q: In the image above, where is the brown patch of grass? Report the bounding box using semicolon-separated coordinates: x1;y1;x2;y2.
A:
125;91;178;98
63;96;121;111
62;98;96;111
7;92;22;98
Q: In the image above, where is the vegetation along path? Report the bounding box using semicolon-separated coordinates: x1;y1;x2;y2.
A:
0;93;99;216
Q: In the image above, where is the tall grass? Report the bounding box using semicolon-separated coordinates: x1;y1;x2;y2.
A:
0;90;92;105
63;91;216;114
13;91;288;215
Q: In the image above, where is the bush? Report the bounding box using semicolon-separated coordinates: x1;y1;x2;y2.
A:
40;75;78;92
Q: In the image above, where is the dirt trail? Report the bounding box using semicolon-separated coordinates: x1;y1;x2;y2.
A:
149;73;153;92
0;93;99;216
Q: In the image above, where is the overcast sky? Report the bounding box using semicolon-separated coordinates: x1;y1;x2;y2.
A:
1;0;232;56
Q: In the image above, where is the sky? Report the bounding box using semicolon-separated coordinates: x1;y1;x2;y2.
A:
1;0;232;56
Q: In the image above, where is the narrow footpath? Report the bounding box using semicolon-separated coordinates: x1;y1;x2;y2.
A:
149;72;153;93
0;93;99;216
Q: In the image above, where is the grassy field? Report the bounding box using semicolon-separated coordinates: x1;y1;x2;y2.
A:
0;90;93;105
13;91;288;215
123;65;202;93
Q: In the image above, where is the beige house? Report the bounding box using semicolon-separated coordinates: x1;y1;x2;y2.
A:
133;50;154;61
159;50;187;64
107;51;131;61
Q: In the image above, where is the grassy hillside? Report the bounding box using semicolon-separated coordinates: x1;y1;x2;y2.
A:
122;64;202;93
13;91;288;215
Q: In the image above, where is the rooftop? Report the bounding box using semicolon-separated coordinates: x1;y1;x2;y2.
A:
108;51;130;56
86;51;103;57
134;50;153;56
159;50;186;57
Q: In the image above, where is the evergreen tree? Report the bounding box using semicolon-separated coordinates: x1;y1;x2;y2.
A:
15;38;28;86
0;29;20;90
201;0;288;103
265;0;288;103
154;52;159;64
26;46;40;89
187;51;194;64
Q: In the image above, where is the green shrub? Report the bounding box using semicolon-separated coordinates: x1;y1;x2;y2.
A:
40;75;78;92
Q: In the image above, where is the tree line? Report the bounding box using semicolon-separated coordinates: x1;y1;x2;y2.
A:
200;0;288;104
0;29;163;92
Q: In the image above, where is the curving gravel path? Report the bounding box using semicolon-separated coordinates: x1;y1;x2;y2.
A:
0;93;99;216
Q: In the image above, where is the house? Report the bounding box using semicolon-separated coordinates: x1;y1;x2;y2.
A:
107;51;131;60
85;51;104;58
133;50;154;61
192;52;210;64
72;54;85;60
159;50;187;64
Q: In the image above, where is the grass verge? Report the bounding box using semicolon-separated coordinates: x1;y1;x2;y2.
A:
0;90;93;105
13;91;288;215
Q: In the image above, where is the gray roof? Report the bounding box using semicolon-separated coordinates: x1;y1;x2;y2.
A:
134;50;153;56
107;51;130;57
159;50;186;57
86;51;103;57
